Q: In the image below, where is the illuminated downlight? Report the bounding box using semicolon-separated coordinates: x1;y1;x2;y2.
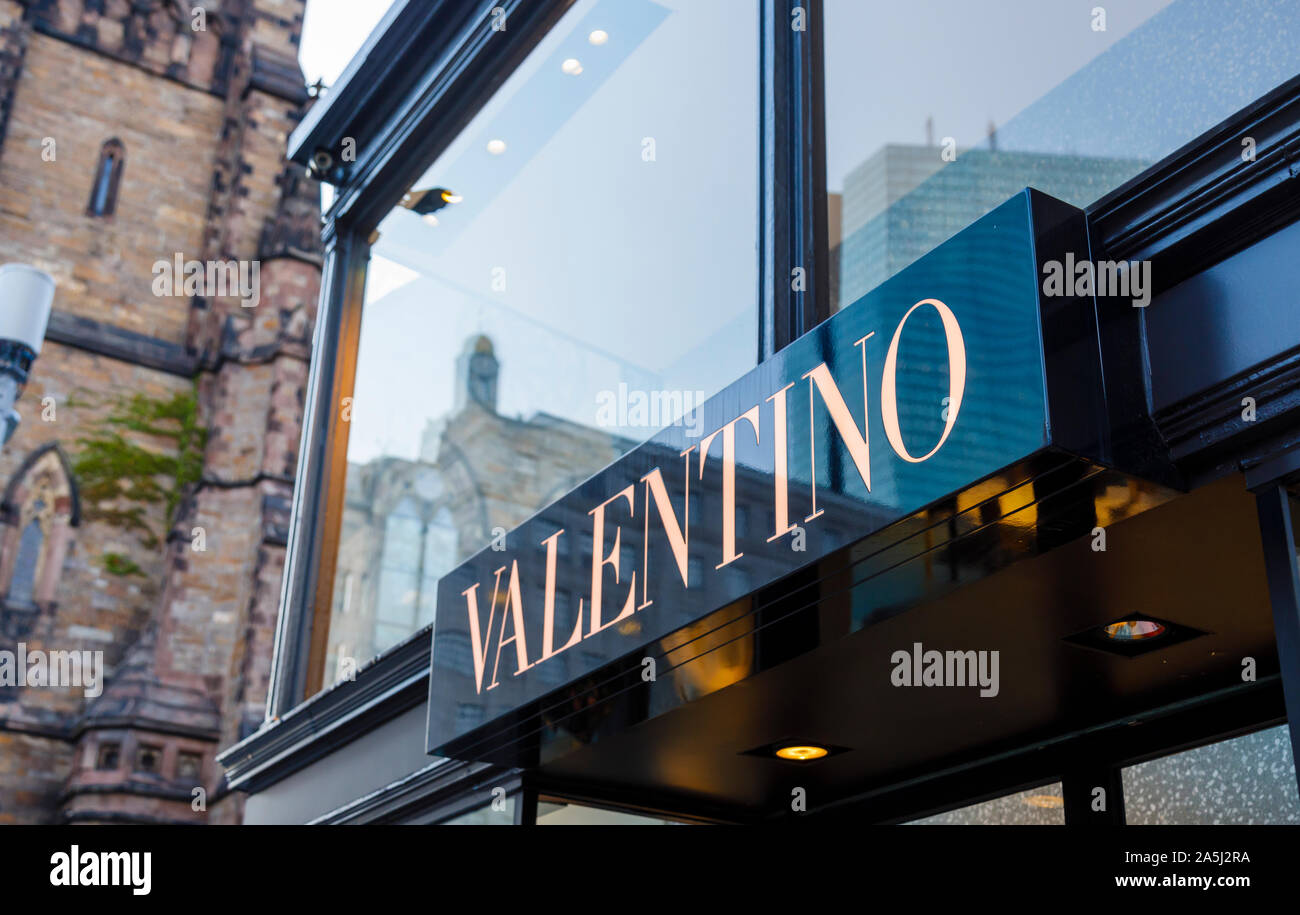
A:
775;745;829;762
486;139;507;155
440;190;462;204
588;29;609;45
1064;614;1201;657
561;57;583;75
1102;620;1166;642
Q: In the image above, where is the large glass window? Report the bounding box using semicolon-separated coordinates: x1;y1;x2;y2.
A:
440;796;517;825
1123;725;1300;824
318;0;760;689
822;0;1300;310
536;800;681;825
905;782;1065;825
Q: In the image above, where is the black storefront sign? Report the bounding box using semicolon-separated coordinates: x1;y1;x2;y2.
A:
427;189;1145;762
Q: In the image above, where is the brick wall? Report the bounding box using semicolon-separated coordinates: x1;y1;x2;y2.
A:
0;0;319;824
0;32;225;344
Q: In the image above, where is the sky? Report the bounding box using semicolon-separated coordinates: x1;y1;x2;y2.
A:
344;0;761;464
299;0;398;88
823;0;1175;190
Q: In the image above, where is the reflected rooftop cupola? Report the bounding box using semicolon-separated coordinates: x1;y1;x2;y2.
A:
455;334;500;413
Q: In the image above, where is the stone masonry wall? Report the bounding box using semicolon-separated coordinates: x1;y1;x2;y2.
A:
0;30;224;344
0;0;318;824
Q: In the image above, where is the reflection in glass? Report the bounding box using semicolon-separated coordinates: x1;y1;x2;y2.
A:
442;796;516;825
537;801;678;825
1122;724;1300;824
824;0;1300;309
906;782;1065;825
320;0;759;689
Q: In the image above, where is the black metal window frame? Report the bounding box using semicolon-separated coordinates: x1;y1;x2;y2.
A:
222;0;1300;822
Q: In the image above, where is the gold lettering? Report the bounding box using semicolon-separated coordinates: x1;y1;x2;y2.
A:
699;406;761;569
802;332;874;521
538;529;583;661
881;299;965;462
460;581;493;694
487;560;533;690
588;485;637;636
766;382;796;541
639;448;694;609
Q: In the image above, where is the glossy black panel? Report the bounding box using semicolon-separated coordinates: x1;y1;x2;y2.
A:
428;189;1130;759
443;455;1179;767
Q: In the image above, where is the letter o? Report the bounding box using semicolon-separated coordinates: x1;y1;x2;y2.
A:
880;298;966;463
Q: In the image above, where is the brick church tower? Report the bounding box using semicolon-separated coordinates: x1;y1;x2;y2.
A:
0;0;320;824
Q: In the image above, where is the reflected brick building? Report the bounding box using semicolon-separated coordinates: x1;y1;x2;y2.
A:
325;336;635;690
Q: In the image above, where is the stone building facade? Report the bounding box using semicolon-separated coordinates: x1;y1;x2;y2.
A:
0;0;320;824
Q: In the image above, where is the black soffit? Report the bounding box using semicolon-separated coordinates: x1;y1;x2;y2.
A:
426;190;1183;779
529;475;1274;817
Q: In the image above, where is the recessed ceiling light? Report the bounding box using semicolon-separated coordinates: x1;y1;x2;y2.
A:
1064;615;1203;657
421;214;438;227
401;187;457;217
743;738;848;761
588;29;609;45
561;57;583;75
1102;620;1166;641
486;139;506;155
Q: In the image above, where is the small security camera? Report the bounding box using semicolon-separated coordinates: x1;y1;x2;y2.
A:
309;149;334;179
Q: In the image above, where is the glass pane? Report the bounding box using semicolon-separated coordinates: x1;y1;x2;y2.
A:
6;520;43;605
1122;724;1300;824
321;0;760;689
905;783;1065;824
537;801;680;824
823;0;1300;310
442;796;516;825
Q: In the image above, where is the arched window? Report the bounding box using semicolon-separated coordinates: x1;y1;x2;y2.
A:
417;507;457;628
7;517;43;606
87;138;125;217
373;497;424;653
0;444;80;610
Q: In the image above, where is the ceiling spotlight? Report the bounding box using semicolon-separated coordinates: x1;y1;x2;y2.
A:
421;214;439;227
1102;620;1166;641
561;57;583;75
1064;614;1202;658
744;738;848;761
486;139;507;155
588;29;609;45
400;187;459;218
